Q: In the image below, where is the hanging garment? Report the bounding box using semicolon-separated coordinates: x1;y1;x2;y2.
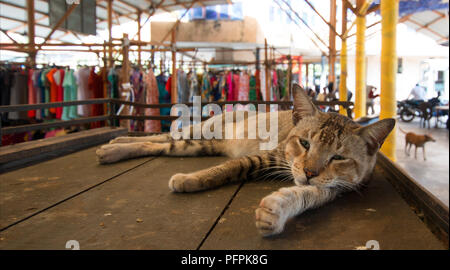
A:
260;67;267;101
46;68;58;115
53;68;64;119
255;70;261;100
40;69;50;117
107;68;119;99
130;69;145;131
232;72;240;101
271;70;278;101
238;71;249;101
165;75;172;98
187;71;200;101
62;69;78;120
88;67;104;128
9;71;28;120
75;67;91;117
107;68;120;126
144;69;161;133
210;74;220;101
249;75;257;101
200;72;209;102
226;71;233;102
27;69;36;118
177;69;189;103
33;70;42;120
0;69;13;121
218;74;227;101
156;73;171;132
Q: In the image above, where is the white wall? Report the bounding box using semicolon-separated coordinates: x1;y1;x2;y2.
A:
345;55;449;102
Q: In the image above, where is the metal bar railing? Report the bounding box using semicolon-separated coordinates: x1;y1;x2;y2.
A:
0;99;111;113
0;98;354;146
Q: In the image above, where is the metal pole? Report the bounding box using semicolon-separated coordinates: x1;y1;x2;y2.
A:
108;0;114;67
329;0;337;85
354;0;366;119
339;0;348;115
380;0;398;161
264;38;270;111
171;30;178;103
27;0;36;66
137;9;142;67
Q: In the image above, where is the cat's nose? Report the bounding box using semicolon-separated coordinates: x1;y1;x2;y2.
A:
303;168;319;180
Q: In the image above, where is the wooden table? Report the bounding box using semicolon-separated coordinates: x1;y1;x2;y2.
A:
0;146;446;250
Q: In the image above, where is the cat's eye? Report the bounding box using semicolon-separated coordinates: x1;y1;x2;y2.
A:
332;155;345;161
299;139;310;150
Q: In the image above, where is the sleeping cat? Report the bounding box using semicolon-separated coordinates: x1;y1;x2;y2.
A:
96;84;395;237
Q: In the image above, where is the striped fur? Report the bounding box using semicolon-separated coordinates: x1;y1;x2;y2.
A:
96;84;395;237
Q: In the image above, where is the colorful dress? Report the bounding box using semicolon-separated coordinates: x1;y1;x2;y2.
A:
144;69;161;133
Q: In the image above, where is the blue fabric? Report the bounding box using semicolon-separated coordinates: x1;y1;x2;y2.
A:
370;0;448;17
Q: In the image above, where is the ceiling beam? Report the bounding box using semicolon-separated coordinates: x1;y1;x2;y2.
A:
40;3;78;47
303;0;341;38
343;0;357;14
406;18;447;40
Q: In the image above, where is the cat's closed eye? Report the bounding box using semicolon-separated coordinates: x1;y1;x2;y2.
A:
331;155;346;161
299;138;310;150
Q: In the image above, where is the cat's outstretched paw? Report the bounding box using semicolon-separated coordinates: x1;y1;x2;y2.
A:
96;144;125;164
109;136;132;144
169;173;203;192
255;193;289;237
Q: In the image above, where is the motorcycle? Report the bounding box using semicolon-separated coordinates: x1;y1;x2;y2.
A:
397;99;422;122
397;92;442;123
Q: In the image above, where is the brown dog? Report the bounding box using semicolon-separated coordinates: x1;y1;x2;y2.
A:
399;127;436;160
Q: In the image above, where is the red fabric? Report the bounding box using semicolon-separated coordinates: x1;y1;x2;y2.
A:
369;89;379;99
232;73;240;101
27;69;35;118
255;70;261;100
55;69;64;119
46;68;57;114
165;76;172;97
88;68;104;128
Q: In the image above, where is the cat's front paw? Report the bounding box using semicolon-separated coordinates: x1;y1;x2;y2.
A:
109;136;131;144
96;144;125;164
255;192;289;237
169;173;203;193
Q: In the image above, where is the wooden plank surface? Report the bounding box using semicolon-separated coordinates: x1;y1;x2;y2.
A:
0;146;150;229
0;156;239;250
200;164;445;250
0;127;128;172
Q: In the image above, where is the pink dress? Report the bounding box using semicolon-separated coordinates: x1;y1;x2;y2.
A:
144;69;161;133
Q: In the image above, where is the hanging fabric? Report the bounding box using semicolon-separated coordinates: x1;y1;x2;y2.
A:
144;69;161;133
62;69;78;120
75;67;90;117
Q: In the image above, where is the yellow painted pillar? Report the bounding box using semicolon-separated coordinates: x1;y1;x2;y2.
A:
354;0;366;119
380;0;398;161
339;0;348;115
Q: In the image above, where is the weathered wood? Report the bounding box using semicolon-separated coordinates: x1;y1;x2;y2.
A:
0;156;239;250
377;152;449;247
0;127;127;172
0;146;150;230
200;165;445;250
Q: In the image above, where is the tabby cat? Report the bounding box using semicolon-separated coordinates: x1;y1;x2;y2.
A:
96;84;395;236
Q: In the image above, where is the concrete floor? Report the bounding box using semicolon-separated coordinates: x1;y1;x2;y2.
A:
395;117;449;206
0;146;445;250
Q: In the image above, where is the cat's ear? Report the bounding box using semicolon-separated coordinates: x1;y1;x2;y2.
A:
356;118;396;155
292;84;319;125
